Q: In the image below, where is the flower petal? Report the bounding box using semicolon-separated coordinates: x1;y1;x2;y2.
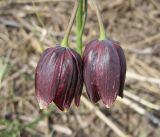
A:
35;46;64;109
54;50;77;111
69;49;83;106
96;40;120;107
113;42;127;97
83;41;100;103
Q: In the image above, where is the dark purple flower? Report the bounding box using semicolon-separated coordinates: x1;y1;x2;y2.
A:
83;39;126;107
35;46;83;111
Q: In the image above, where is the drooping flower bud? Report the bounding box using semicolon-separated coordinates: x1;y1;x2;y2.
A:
35;46;83;111
83;39;126;107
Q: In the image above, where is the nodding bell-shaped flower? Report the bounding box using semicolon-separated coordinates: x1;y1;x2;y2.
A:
35;46;83;111
83;39;126;107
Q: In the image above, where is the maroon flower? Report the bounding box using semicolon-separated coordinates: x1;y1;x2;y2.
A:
83;39;126;107
35;46;83;111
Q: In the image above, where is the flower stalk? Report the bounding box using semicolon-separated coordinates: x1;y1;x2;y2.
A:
61;0;79;47
91;0;107;40
76;0;88;55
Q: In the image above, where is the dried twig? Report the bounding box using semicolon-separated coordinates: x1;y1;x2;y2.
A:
123;33;160;47
0;0;73;7
124;90;160;111
52;125;72;136
118;97;160;126
81;96;129;137
126;72;160;85
0;66;28;88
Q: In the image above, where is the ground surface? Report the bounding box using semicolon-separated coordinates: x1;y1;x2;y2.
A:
0;0;160;137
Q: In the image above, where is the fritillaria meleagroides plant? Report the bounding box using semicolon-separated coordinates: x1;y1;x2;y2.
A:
35;0;127;111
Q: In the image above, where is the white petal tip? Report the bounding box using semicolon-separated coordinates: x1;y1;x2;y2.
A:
105;104;111;108
39;104;48;109
38;98;49;109
63;108;68;113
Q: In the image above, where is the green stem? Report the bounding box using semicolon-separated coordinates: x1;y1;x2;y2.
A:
80;0;88;37
76;0;88;55
76;0;83;55
61;0;79;47
91;0;107;40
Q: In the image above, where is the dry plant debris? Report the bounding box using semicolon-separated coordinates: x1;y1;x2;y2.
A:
0;0;160;137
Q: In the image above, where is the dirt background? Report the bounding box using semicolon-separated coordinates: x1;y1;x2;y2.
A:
0;0;160;137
